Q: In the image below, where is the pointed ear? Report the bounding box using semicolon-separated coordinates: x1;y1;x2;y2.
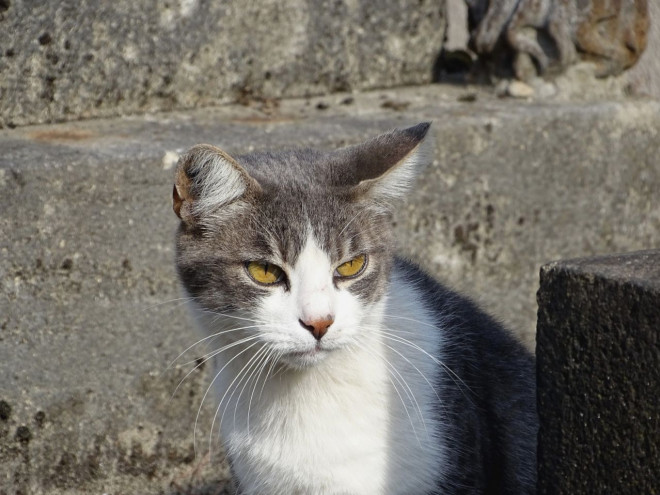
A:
347;122;433;203
173;144;261;223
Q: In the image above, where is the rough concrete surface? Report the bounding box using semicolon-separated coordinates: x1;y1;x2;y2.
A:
1;85;659;493
0;0;445;128
536;250;660;494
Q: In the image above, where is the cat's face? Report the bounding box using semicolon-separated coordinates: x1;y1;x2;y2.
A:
174;123;431;368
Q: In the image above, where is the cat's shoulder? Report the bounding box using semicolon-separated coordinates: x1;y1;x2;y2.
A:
392;256;486;324
392;256;533;361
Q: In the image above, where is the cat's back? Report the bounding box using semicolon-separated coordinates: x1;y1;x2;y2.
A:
392;257;537;494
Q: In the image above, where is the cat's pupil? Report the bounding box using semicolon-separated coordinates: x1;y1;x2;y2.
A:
246;261;284;285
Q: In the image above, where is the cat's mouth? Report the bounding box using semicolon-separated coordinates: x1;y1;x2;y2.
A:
283;343;330;368
289;344;325;357
289;343;323;358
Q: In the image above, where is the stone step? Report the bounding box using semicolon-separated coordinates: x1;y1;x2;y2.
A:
1;84;659;493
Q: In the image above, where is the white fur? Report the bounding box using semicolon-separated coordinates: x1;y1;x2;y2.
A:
189;234;447;494
193;149;248;217
366;135;434;202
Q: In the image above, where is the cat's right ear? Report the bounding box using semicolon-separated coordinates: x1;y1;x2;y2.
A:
347;122;433;204
173;144;261;223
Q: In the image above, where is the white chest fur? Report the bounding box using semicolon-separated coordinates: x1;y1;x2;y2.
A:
226;346;392;494
210;274;446;495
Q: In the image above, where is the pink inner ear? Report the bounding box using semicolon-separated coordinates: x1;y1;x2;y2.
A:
173;184;183;218
173;163;196;221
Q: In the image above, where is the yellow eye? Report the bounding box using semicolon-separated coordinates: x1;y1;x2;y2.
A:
335;254;367;279
246;261;285;285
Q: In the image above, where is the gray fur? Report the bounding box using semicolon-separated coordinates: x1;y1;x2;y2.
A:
174;123;431;307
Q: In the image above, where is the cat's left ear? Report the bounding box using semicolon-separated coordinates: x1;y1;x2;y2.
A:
347;122;433;203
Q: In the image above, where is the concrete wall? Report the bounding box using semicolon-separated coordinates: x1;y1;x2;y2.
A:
537;250;660;493
1;85;659;493
0;0;445;128
3;0;660;128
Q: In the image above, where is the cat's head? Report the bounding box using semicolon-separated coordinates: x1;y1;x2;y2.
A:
173;123;432;368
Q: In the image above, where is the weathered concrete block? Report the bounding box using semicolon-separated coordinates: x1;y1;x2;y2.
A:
537;250;660;494
0;0;445;127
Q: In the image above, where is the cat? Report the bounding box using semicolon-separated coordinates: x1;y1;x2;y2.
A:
172;122;537;494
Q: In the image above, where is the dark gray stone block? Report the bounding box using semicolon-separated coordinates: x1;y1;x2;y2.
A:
537;250;660;494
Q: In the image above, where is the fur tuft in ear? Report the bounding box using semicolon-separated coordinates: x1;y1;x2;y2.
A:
346;122;433;203
173;144;260;223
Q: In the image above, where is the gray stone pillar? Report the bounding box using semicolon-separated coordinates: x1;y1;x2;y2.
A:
536;250;660;493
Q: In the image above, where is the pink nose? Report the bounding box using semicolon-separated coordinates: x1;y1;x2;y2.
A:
299;317;333;340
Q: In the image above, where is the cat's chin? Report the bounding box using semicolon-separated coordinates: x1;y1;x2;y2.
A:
279;346;332;369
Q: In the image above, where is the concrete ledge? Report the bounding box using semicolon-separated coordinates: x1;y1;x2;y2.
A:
537;250;660;493
1;85;659;493
0;0;445;127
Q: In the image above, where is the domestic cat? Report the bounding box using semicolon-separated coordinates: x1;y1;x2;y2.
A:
172;123;537;494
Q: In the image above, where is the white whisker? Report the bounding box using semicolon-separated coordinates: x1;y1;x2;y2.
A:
246;346;277;435
194;340;260;458
141;296;197;312
377;335;442;406
212;345;268;454
167;324;264;371
172;334;264;401
258;350;282;401
379;329;475;402
231;345;271;431
355;342;424;445
338;209;365;236
382;313;438;329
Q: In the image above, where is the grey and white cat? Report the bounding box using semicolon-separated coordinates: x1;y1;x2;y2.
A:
172;123;537;494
